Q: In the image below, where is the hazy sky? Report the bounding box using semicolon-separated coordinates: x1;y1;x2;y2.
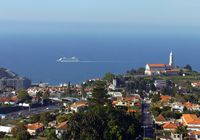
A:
1;0;200;36
0;0;200;25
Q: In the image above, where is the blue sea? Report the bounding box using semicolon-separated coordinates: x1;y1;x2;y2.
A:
0;23;200;84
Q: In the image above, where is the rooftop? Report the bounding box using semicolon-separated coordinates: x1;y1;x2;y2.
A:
163;122;178;130
148;64;170;68
70;101;88;108
26;123;44;130
155;114;167;122
57;121;68;130
182;114;200;125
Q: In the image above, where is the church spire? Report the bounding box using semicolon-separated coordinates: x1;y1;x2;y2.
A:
169;51;174;67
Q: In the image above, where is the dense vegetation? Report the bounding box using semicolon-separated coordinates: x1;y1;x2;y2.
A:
65;106;141;140
64;81;141;140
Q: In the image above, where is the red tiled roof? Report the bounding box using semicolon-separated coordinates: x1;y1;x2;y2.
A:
71;101;88;108
156;114;167;122
148;64;167;67
190;131;200;135
26;123;44;130
163;122;178;130
160;95;171;103
57;121;68;130
127;109;137;113
184;102;193;108
191;82;200;87
10;96;18;102
112;101;118;105
182;114;200;125
0;97;18;102
122;97;136;102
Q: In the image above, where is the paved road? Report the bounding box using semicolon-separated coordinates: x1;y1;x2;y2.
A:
3;105;60;120
141;103;155;139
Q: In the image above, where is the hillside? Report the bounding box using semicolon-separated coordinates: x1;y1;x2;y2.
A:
0;67;18;79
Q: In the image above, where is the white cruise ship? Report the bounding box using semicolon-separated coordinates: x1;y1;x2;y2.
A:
57;57;80;63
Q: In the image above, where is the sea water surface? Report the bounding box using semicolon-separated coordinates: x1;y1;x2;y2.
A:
0;23;200;84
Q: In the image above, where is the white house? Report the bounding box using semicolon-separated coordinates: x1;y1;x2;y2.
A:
112;96;140;107
171;132;183;140
0;125;15;133
184;102;200;112
189;131;200;140
70;101;88;112
56;121;68;138
26;123;44;136
191;82;200;88
171;102;184;112
108;92;122;98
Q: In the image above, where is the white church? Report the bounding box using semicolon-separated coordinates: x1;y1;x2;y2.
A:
145;52;178;76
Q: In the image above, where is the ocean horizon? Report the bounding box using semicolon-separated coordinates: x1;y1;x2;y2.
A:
0;26;200;85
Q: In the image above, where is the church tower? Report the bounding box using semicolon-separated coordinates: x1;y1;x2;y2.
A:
169;51;174;67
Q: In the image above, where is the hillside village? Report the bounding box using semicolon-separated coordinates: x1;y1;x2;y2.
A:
0;52;200;139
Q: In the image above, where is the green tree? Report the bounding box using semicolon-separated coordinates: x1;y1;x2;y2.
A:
36;91;43;102
66;106;141;140
127;124;137;139
63;82;72;97
151;94;161;103
56;114;69;123
136;67;145;75
40;112;50;126
184;64;192;71
149;83;156;91
30;114;40;123
43;90;50;100
11;124;26;138
175;126;188;139
16;130;30;140
150;106;161;117
103;73;115;83
127;69;136;75
91;81;109;105
106;120;123;140
44;128;58;140
81;84;87;98
122;91;127;98
179;69;184;75
17;89;31;103
0;132;6;138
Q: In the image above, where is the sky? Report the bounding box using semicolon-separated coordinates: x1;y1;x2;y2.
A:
0;0;200;36
0;0;200;25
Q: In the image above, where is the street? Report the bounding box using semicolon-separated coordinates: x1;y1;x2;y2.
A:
1;104;60;120
141;102;155;139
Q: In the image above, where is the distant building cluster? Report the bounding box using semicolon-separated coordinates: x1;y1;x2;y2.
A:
0;68;31;90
